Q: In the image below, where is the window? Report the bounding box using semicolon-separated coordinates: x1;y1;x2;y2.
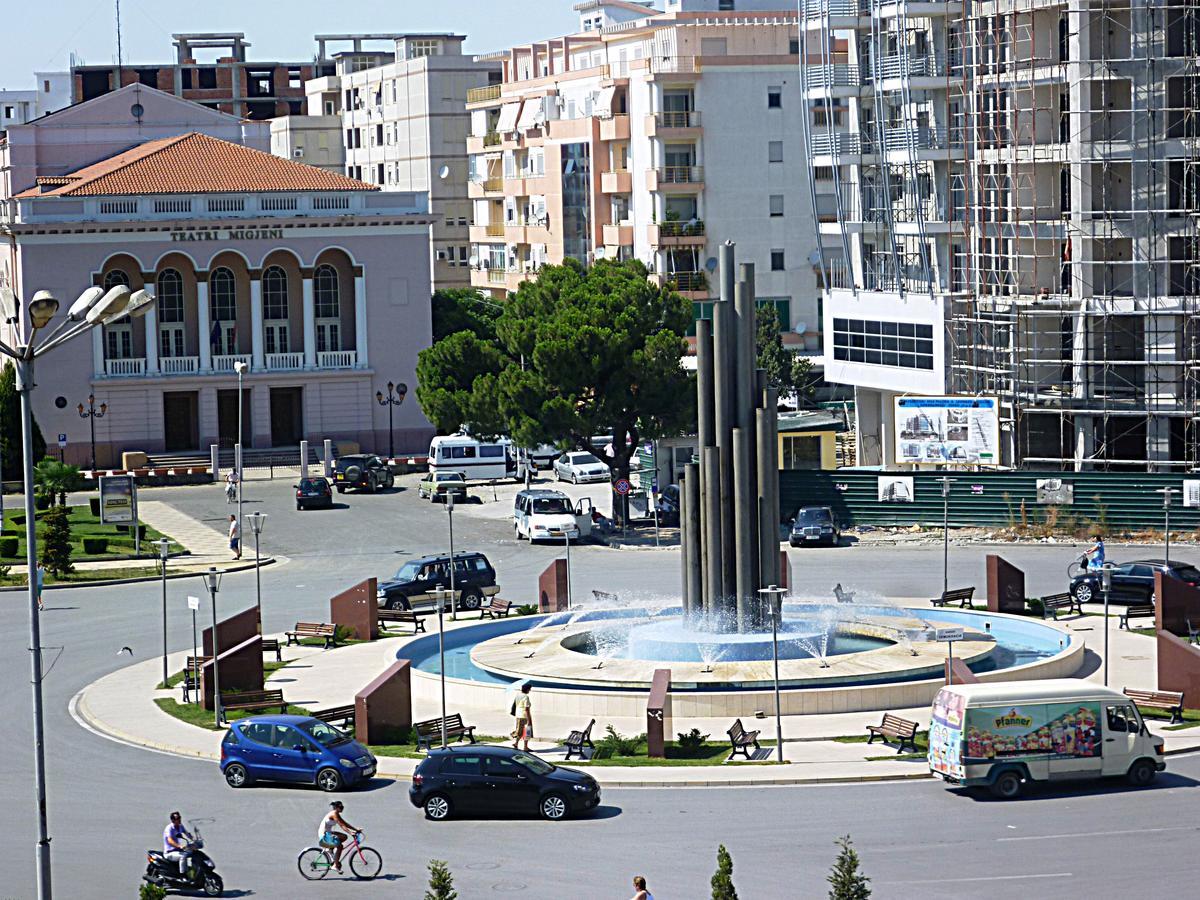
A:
377;163;384;184
789;38;800;55
770;194;784;217
832;318;935;370
288;67;303;89
197;67;217;90
103;270;130;290
262;266;289;319
719;0;736;9
408;39;440;58
768;86;782;109
209;268;237;321
156;269;185;359
241;723;275;746
314;265;340;318
781;435;822;469
440;754;482;775
768;140;784;163
813;166;834;181
771;250;786;271
483;755;523;777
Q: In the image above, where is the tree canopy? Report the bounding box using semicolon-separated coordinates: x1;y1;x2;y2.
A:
430;288;501;343
756;304;817;407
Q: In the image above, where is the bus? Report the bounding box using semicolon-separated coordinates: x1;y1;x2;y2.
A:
428;434;527;482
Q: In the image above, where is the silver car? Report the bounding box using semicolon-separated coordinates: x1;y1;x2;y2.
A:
553;451;609;484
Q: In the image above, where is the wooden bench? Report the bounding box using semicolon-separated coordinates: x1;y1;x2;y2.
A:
931;587;975;609
480;597;512;620
1118;605;1156;630
285;622;337;648
378;608;426;634
414;713;477;751
218;689;286;722
1124;688;1186;725
180;655;212;704
1040;592;1082;620
311;704;356;729
726;718;761;760
261;638;282;661
565;719;596;760
866;713;919;754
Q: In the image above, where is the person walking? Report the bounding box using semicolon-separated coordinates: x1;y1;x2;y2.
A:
511;682;533;751
228;514;241;560
630;875;654;900
35;561;45;611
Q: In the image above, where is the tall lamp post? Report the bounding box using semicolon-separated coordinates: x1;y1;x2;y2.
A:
1;281;155;900
758;586;787;763
247;512;267;631
435;583;448;748
158;537;170;688
936;476;953;597
234;361;248;540
446;493;458;621
374;381;407;460
205;566;224;727
1102;562;1114;686
1156;487;1178;565
77;393;107;471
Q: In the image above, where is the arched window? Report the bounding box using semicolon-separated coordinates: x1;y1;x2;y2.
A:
101;269;133;361
314;264;340;318
209;268;236;321
103;269;130;289
262;266;289;320
157;269;184;323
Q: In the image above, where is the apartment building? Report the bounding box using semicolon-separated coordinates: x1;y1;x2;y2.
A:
802;0;1200;471
71;33;331;120
0;72;70;136
466;1;833;351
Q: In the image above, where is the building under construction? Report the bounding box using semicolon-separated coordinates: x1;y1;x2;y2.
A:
801;0;1200;471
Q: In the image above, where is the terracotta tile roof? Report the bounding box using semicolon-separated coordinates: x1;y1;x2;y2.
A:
18;132;375;198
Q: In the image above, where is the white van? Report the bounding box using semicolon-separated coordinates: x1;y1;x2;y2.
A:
428;434;525;482
513;489;593;542
929;679;1165;799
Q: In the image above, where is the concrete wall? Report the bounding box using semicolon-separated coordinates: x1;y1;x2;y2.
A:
330;577;379;641
355;658;412;744
1157;630;1200;701
201;634;265;710
202;605;259;657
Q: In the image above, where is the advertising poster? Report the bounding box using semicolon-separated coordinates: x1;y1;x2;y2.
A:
877;475;914;503
929;689;966;778
98;474;137;525
894;396;999;466
964;703;1102;762
1036;478;1074;505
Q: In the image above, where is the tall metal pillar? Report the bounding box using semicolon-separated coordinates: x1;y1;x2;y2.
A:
683;462;702;624
712;298;736;622
701;445;722;623
732;427;755;633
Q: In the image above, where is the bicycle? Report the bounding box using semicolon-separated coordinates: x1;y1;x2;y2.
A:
297;831;381;881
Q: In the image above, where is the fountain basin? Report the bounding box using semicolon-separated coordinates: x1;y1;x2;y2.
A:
580;618;857;663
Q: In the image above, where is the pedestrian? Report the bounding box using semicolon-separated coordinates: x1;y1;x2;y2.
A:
511;682;532;751
36;561;45;611
228;514;241;560
630;875;653;900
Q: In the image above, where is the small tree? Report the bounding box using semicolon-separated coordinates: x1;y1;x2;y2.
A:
827;835;870;900
711;844;738;900
0;361;47;480
34;458;84;507
139;883;167;900
424;858;458;900
40;504;73;577
756;304;817;408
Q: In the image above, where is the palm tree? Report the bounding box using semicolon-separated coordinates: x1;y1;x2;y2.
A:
34;458;83;508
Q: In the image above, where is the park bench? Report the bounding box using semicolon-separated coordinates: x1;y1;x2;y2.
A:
931;587;975;609
414;713;477;751
261;638;282;661
218;689;286;721
1124;688;1186;725
285;622;338;649
311;704;356;729
1118;605;1156;630
564;719;596;760
866;713;920;754
378;608;426;634
726;718;761;760
480;597;512;620
1040;592;1082;620
180;655;212;704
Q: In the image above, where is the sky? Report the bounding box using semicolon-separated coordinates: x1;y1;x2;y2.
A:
0;0;581;86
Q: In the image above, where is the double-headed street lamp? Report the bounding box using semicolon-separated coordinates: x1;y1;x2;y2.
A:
1;281;155;900
1155;487;1179;565
375;381;408;460
77;393;107;470
757;585;788;763
1102;562;1115;686
234;361;248;539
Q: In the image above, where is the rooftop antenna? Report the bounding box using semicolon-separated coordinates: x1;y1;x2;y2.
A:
115;0;123;75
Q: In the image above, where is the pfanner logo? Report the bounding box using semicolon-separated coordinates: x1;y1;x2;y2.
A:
994;709;1033;730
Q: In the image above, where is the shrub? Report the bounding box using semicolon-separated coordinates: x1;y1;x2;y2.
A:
424;859;457;900
0;536;17;557
676;727;709;755
89;497;101;517
81;537;108;555
40;504;73;576
139;883;168;900
34;494;51;511
711;844;738;900
591;724;645;760
1025;598;1045;617
516;604;538;616
827;835;870;899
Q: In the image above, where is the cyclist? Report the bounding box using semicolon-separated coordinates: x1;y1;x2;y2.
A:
224;469;239;503
317;801;358;873
163;811;194;876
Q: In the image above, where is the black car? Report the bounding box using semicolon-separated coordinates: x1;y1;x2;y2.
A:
294;476;333;510
656;484;680;527
789;505;841;547
409;745;600;821
377;551;500;613
1069;558;1200;606
333;454;395;493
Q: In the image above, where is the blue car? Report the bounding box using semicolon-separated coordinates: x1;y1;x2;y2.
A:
220;715;377;792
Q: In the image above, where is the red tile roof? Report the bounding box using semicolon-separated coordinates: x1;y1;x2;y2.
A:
18;132;375;198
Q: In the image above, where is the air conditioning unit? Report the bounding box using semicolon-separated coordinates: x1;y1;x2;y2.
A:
293;147;304;158
436;250;448;260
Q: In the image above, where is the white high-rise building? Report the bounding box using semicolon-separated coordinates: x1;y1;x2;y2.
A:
0;72;70;135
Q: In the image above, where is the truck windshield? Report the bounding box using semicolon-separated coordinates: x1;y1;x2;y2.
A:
393;561;422;582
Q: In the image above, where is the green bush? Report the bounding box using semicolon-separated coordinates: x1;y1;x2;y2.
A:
712;844;738;900
82;537;109;555
676;727;710;756
516;604;538;616
1026;598;1045;617
0;536;17;557
9;514;25;526
424;859;457;900
591;724;645;760
139;882;168;900
89;497;101;517
34;494;51;511
40;504;73;576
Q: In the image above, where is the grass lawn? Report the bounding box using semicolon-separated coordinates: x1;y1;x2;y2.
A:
834;730;930;761
155;697;312;730
159;658;290;691
1140;706;1200;730
370;734;510;760
1;565;171;587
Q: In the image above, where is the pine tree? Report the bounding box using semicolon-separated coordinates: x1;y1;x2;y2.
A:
0;361;47;482
827;835;871;900
711;844;738;900
423;858;458;900
40;504;73;577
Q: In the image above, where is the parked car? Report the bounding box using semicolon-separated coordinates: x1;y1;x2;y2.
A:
294;476;333;510
377;551;500;612
789;505;841;547
513;489;590;542
656;484;680;527
553;451;609;484
220;715;376;791
417;471;470;503
1069;558;1200;606
409;745;600;821
333;454;394;493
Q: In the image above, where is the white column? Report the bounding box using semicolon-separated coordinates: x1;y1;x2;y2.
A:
92;325;104;377
250;275;265;370
353;274;368;368
197;280;212;371
302;276;316;368
144;304;159;374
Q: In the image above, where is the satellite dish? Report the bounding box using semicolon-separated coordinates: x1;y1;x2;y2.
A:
438;165;451;180
468;255;479;268
794;321;807;334
704;257;718;272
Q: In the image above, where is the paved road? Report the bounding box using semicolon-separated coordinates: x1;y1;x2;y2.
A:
4;473;1197;898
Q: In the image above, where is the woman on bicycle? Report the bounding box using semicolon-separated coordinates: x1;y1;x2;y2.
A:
318;801;358;873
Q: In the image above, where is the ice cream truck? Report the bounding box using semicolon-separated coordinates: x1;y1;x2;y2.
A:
928;680;1165;799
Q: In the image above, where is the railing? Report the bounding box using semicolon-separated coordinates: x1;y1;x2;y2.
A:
486;223;506;236
266;353;304;371
483;132;502;147
668;271;708;292
650;56;698;75
482;177;504;192
658;220;705;237
160;356;199;375
318;350;358;369
213;354;253;372
803;64;861;89
882;126;949;152
809;133;860;156
487;269;508;284
655;110;701;128
657;165;704;184
103;358;146;377
801;0;864;17
825;260;852;289
467;84;502;104
866;54;946;82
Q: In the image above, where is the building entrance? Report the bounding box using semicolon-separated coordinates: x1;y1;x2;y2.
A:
162;391;199;451
270;387;304;446
217;388;252;448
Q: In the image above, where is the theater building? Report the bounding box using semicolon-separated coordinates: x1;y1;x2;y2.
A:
1;129;434;466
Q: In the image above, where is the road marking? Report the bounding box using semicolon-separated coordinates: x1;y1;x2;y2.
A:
998;826;1194;842
883;873;1072;885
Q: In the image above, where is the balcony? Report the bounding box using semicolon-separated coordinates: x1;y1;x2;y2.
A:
647;111;702;137
466;84;502;105
104;358;146;377
318;350;358;368
265;352;304;371
213;354;253;373
865;54;946;84
599;115;631;142
803;64;861;93
603;223;634;247
160;356;199;375
601;170;632;193
469;223;507;243
466;132;506;154
649;56;699;79
648;220;706;246
471;267;534;294
648;166;704;192
467;175;505;199
652;271;709;296
502;173;547;196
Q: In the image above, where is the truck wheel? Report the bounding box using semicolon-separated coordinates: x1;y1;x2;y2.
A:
990;769;1023;799
1127;758;1157;787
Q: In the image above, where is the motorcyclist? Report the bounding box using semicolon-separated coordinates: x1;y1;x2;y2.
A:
163;811;194;876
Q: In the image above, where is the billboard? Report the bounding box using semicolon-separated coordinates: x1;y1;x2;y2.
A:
895;396;999;466
98;474;137;525
964;702;1101;762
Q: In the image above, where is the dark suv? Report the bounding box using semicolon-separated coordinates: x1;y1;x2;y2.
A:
333;454;394;493
377;551;499;612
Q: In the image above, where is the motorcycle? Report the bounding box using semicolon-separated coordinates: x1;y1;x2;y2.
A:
144;824;224;896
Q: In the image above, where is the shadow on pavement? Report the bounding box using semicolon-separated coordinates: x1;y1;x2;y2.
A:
953;770;1200;803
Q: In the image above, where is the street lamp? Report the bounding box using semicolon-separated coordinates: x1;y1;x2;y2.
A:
936;476;953;597
758;586;787;763
374;381;408;460
234;361;248;541
435;582;448;749
1102;562;1115;686
0;281;154;900
1156;487;1179;565
564;529;573;610
446;492;458;621
205;567;224;727
77;393;108;471
248;512;267;631
158;537;170;688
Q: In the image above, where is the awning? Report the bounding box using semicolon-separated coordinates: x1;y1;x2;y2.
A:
496;103;520;133
595;85;617;119
517;98;545;131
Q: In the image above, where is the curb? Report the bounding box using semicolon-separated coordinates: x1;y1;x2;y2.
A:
1;557;278;592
